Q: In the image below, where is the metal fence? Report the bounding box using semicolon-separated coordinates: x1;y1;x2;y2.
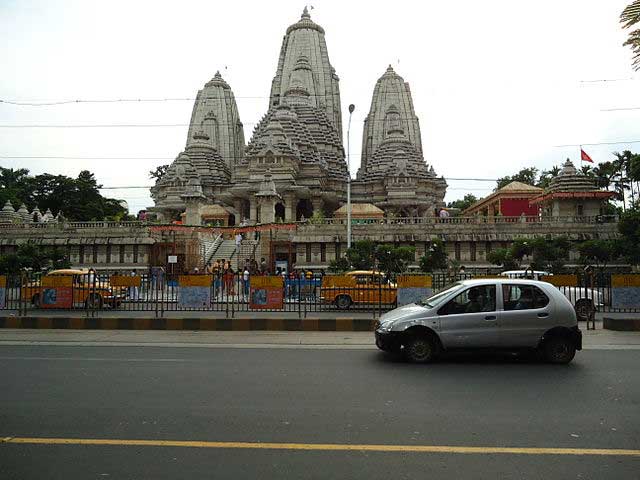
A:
1;270;637;319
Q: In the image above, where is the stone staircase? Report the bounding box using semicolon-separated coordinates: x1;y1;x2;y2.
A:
209;239;237;268
200;234;223;267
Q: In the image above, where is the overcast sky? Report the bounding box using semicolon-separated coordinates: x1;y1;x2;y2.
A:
1;0;638;214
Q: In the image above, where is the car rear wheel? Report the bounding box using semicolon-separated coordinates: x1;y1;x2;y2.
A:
575;299;594;322
543;336;576;364
335;295;352;310
404;335;437;363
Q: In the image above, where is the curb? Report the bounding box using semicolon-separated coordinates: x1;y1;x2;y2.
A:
0;317;376;332
603;317;640;331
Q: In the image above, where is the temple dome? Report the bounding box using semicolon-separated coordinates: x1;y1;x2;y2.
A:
185;70;244;170
270;8;342;139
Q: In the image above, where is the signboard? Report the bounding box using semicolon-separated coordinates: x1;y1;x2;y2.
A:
541;275;578;287
168;255;178;264
611;274;640;309
397;275;432;307
110;275;141;287
0;276;6;309
250;276;284;310
40;275;73;309
177;275;211;308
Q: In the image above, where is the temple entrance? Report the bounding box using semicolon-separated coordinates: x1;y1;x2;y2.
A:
275;203;285;222
228;214;236;226
296;199;313;220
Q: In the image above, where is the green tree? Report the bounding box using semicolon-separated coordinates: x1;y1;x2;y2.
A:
375;244;415;279
0;243;70;275
447;194;478;211
0;167;127;221
328;257;350;273
538;166;561;190
149;164;169;181
345;240;376;270
621;0;640;71
0;167;33;208
495;167;539;190
419;239;449;272
486;248;519;270
618;208;640;264
577;239;619;268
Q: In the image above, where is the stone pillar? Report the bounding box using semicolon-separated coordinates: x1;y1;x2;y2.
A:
311;196;323;215
259;198;276;224
184;199;203;226
284;194;296;222
249;198;258;223
234;199;244;222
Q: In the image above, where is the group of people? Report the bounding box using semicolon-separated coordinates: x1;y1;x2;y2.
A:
200;257;273;298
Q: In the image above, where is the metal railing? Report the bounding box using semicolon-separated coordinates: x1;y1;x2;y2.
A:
1;270;637;320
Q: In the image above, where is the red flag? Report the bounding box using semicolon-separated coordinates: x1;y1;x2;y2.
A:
580;148;594;163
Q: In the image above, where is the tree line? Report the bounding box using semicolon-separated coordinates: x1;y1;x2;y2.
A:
0;167;129;221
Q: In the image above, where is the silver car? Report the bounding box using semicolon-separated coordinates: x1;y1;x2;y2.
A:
375;279;582;364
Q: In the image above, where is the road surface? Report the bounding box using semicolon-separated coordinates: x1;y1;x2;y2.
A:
1;343;639;479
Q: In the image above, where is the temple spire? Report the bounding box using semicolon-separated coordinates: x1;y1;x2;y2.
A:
302;6;310;18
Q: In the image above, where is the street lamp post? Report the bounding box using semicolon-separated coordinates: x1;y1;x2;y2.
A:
347;104;355;249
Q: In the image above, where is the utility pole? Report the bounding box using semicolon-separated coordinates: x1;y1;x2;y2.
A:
347;104;355;249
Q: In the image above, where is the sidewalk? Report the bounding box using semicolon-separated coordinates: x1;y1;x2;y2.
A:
0;326;638;349
0;310;638;333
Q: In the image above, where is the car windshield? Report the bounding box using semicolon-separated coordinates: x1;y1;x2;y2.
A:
418;282;464;308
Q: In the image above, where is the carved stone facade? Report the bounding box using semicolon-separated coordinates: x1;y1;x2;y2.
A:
150;9;445;225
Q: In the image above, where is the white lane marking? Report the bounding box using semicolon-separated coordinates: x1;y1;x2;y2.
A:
0;342;378;350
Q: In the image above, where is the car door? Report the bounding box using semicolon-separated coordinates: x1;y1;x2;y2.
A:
437;284;499;348
499;284;551;347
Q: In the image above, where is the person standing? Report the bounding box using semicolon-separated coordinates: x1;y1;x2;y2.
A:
235;231;242;254
129;269;139;301
242;266;250;299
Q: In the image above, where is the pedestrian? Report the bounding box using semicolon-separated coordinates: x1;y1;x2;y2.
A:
235;231;242;252
129;269;139;301
243;266;250;298
224;266;235;296
260;257;267;274
205;261;213;275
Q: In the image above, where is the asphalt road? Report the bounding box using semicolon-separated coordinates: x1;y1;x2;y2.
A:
1;345;639;479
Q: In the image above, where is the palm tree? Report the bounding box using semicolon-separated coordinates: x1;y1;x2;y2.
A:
621;0;640;70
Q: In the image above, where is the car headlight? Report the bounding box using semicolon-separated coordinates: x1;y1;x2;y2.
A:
377;321;394;333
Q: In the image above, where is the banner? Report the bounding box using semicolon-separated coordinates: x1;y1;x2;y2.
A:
611;274;640;309
110;275;142;287
0;276;6;309
250;276;284;310
178;275;211;308
540;275;578;287
397;275;432;307
41;275;73;308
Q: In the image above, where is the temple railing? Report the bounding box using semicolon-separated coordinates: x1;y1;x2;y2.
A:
0;215;620;231
305;215;620;226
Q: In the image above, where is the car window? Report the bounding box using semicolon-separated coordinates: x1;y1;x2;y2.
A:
502;284;549;311
355;275;370;285
418;283;463;308
438;285;496;315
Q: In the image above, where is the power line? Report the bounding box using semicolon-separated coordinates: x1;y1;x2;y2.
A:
0;93;343;106
600;106;640;111
553;140;640;147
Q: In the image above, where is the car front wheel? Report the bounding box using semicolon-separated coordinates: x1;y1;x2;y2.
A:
543;336;576;364
404;335;437;363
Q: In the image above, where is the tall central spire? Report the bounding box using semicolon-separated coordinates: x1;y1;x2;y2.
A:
269;8;343;142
